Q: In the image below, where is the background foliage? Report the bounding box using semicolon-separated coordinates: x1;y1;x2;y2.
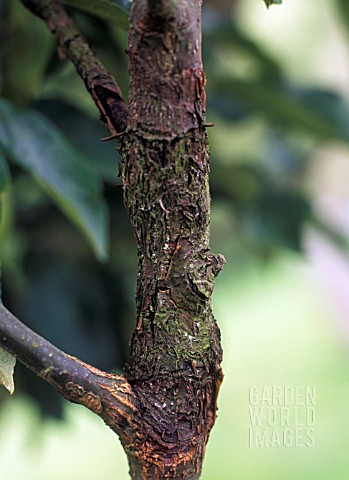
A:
1;0;349;478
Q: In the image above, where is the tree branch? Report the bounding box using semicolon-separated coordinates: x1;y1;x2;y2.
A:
0;304;139;441
21;0;128;136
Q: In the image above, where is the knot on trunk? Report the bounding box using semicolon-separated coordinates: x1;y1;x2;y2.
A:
187;250;226;299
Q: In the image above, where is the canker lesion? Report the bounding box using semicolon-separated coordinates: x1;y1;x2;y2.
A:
65;381;86;397
65;381;103;414
79;391;103;414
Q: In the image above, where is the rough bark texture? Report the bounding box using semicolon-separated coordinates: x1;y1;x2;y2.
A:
118;1;225;477
21;0;128;135
0;1;225;478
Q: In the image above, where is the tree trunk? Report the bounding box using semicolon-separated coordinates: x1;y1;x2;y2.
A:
118;1;225;477
0;1;225;478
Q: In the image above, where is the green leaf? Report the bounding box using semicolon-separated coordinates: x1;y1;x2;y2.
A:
0;348;16;395
62;0;130;29
0;99;109;261
263;0;283;7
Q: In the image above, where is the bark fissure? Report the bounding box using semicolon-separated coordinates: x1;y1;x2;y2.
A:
117;1;225;476
119;129;224;478
0;0;225;478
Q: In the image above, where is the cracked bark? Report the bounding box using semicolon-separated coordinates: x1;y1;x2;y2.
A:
0;0;225;478
118;4;224;477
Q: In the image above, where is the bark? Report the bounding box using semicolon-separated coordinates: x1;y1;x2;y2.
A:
0;0;225;478
21;0;128;135
0;305;136;426
118;2;225;477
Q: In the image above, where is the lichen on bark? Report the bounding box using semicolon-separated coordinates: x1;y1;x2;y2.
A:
121;133;224;376
119;132;224;477
116;0;225;476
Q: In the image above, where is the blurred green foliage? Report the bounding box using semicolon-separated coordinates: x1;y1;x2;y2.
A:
62;0;130;28
0;0;349;417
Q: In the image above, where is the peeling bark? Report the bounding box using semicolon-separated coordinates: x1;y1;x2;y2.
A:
117;1;225;477
0;0;225;478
